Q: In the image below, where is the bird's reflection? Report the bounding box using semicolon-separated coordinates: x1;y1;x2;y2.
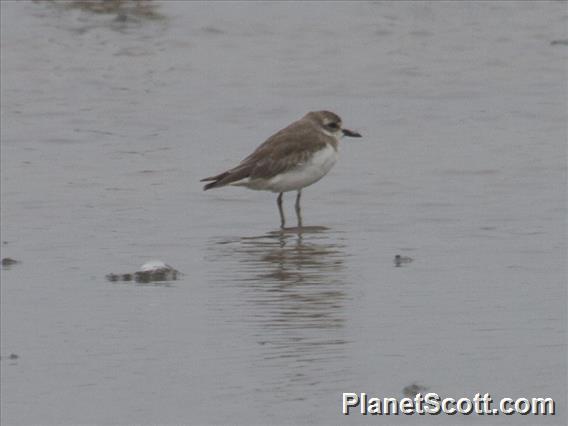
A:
209;226;349;399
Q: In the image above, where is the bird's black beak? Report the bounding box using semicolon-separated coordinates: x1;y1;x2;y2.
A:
342;128;362;138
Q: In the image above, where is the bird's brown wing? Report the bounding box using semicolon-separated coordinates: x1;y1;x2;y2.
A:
201;119;329;190
244;121;329;179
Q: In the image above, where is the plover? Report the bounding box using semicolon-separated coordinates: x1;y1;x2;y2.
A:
201;111;361;228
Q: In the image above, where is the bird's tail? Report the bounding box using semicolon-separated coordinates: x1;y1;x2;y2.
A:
200;165;251;191
200;172;230;191
202;179;224;191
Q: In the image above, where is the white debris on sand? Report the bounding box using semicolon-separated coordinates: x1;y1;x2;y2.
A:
139;260;172;272
106;261;180;283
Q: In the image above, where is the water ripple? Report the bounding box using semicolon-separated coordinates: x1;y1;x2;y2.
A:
207;227;350;398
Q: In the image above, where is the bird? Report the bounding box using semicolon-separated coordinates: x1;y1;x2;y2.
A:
200;110;362;228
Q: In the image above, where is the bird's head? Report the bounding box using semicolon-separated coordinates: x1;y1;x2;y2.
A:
305;110;362;140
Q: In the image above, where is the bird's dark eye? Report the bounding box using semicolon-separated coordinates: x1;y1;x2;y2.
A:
327;122;339;129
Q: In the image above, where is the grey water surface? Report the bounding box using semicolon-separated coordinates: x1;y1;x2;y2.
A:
1;1;566;425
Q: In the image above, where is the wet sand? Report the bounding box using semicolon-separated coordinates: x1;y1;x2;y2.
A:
1;2;566;425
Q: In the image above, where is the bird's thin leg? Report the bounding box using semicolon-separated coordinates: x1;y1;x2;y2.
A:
295;190;302;228
277;192;285;229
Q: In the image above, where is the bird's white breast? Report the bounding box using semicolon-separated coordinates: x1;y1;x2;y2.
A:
266;144;338;193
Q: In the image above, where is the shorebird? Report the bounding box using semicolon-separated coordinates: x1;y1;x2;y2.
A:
201;110;361;228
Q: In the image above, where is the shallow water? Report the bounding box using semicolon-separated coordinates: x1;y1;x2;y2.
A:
1;2;566;425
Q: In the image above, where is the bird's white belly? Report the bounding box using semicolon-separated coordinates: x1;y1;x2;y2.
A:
265;144;338;193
